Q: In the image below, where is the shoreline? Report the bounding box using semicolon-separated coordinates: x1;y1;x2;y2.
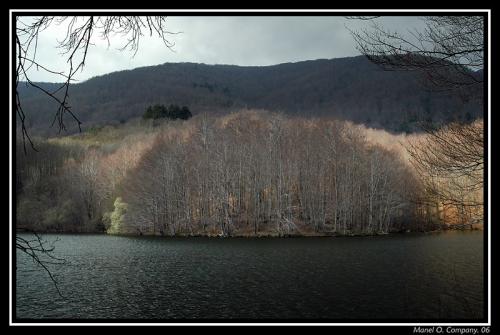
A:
15;226;483;238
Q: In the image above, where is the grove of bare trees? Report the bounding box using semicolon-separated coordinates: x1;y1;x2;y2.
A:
406;120;484;228
17;111;432;236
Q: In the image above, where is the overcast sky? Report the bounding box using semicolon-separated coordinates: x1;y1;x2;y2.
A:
19;16;426;83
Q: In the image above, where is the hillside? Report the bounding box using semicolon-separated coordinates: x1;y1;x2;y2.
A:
18;56;482;136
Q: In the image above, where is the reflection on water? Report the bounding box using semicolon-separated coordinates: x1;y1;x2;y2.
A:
16;231;484;320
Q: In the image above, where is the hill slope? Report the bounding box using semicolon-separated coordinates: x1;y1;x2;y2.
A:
18;56;482;136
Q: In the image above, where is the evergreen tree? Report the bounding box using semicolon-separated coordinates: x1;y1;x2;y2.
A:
143;104;192;120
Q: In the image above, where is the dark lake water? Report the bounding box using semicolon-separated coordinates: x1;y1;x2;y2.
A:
15;231;484;321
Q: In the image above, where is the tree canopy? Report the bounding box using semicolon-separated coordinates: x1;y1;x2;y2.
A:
143;104;192;121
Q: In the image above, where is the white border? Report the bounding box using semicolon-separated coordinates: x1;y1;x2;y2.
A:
9;9;492;326
9;9;492;12
9;8;13;327
487;7;491;326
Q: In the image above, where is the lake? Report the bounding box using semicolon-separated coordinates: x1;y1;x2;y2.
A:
15;231;485;321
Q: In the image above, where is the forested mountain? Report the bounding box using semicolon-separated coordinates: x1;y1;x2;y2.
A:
19;56;482;136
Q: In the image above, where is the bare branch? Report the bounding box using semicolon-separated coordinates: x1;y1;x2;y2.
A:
404;120;483;224
348;16;484;96
15;16;177;152
16;228;66;297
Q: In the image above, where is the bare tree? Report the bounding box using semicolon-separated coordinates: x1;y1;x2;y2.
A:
16;15;177;153
74;149;102;229
16;230;66;297
348;16;484;96
406;120;484;226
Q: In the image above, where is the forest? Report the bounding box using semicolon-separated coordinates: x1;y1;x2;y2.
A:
17;56;482;137
16;110;484;237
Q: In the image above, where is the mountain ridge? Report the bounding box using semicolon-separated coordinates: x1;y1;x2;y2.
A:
18;55;482;136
